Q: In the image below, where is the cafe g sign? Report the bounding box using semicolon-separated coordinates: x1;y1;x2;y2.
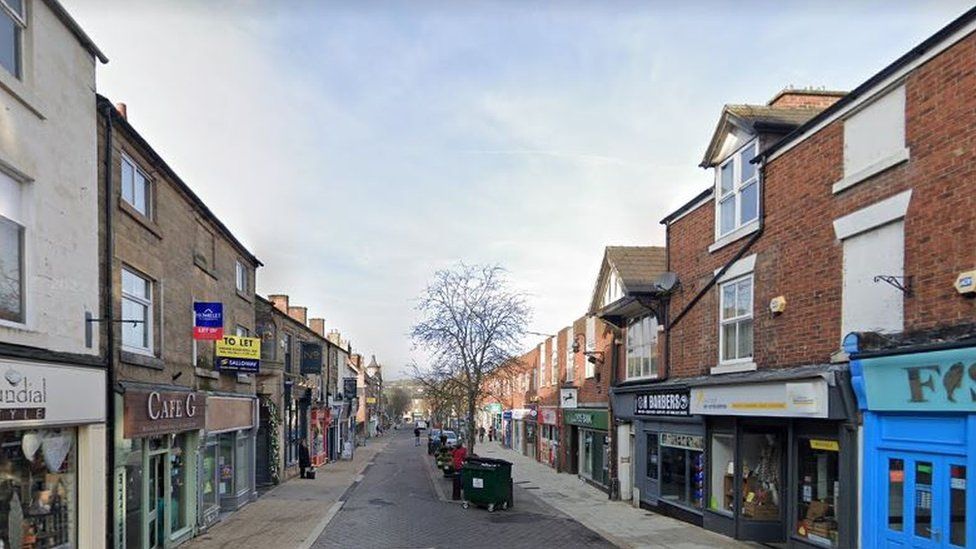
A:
123;389;206;437
857;346;976;412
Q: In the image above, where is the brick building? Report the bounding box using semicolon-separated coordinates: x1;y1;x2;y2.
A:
98;96;262;546
653;7;976;549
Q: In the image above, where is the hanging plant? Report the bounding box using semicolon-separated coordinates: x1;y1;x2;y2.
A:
262;396;282;485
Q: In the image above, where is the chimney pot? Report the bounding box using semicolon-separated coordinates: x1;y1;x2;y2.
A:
115;102;127;120
287;306;308;325
309;318;326;337
268;294;289;313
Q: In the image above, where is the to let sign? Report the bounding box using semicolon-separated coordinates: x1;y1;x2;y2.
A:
300;342;323;374
216;335;261;373
193;302;223;340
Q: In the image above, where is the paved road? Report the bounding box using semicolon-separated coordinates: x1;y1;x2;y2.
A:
313;429;613;548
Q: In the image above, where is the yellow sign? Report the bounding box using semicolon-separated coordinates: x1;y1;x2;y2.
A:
216;336;261;360
809;439;839;452
366;397;377;404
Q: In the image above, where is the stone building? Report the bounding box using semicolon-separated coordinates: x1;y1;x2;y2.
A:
98;96;262;547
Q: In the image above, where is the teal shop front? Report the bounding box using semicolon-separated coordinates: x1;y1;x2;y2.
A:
565;408;610;490
848;334;976;549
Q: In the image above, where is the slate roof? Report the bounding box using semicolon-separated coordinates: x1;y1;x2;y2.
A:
588;246;667;314
725;105;825;130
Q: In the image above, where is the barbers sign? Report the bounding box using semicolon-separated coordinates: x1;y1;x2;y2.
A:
634;389;690;417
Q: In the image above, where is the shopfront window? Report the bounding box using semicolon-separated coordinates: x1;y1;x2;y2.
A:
235;434;249;496
219;435;234;496
170;434;188;532
646;433;658;480
202;441;218;510
950;464;966;547
796;438;840;547
709;433;734;514
914;460;933;539
0;429;77;549
582;431;593;477
124;439;144;549
660;435;704;510
887;458;904;532
739;432;782;522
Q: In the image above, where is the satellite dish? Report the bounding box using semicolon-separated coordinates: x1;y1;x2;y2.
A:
655;272;679;293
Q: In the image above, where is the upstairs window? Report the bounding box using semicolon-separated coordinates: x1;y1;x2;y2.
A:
0;0;24;78
235;260;248;293
0;171;24;323
585;317;596;378
717;141;759;237
121;155;151;217
719;275;753;364
121;267;152;353
538;344;546;386
565;328;574;382
549;337;557;386
626;315;658;379
843;85;906;179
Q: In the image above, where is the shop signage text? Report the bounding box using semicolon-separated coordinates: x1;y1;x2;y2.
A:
690;380;828;418
342;377;357;400
857;347;976;412
634;389;690;416
124;389;206;437
300;342;323;374
193;302;223;340
0;361;104;428
216;335;261;373
660;433;703;451
564;409;609;430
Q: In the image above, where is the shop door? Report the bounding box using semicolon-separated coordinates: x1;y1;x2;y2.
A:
146;453;165;548
880;452;968;549
256;405;271;486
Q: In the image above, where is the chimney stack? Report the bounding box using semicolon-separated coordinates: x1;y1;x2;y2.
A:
288;306;308;325
115;102;127;120
268;294;289;314
767;87;845;110
309;318;326;337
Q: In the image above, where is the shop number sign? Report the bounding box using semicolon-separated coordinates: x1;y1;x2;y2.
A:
634;389;690;416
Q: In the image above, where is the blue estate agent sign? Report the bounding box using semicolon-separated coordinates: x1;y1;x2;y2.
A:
218;357;259;373
193;302;223;340
859;346;976;412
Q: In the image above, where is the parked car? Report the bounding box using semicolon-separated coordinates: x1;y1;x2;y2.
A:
427;428;442;454
442;430;458;448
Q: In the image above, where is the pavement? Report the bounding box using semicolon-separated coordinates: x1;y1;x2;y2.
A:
184;439;388;549
477;441;753;549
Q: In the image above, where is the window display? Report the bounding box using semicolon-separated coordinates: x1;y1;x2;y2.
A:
0;429;76;549
709;433;734;514
646;434;658;480
169;434;187;532
202;442;218;510
739;432;782;522
659;434;704;510
235;435;248;496
219;435;234;496
123;439;143;549
796;438;840;547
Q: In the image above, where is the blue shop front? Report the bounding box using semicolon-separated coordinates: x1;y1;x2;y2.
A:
848;334;976;549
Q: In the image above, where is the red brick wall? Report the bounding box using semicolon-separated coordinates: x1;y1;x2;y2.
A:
666;31;976;378
768;91;843;110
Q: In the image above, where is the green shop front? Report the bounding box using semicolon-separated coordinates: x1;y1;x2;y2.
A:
565;408;610;490
115;385;205;549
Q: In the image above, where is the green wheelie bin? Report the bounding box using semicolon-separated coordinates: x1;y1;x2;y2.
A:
461;457;512;512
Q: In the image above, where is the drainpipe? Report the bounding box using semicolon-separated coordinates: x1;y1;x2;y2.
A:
607;329;620;500
100;101;117;549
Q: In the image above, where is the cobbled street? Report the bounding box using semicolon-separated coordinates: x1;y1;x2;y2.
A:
313;430;613;548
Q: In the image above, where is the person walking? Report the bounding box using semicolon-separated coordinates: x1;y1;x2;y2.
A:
478;425;486;443
489;425;496;442
414;426;421;446
298;439;311;479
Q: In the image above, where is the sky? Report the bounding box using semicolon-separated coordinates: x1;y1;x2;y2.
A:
66;0;972;379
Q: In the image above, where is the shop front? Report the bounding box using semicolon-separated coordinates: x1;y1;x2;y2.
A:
310;407;329;467
198;395;257;530
565;408;610;490
0;359;105;549
502;410;512;449
539;407;559;468
509;409;531;454
690;365;857;548
848;337;976;549
117;385;205;549
524;404;537;460
613;384;705;526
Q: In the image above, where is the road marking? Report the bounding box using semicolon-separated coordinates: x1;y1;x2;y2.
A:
355;474;364;482
298;500;344;549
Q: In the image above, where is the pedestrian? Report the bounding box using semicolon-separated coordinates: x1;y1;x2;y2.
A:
489;426;495;442
298;439;311;479
478;425;486;443
414;426;421;446
451;441;468;472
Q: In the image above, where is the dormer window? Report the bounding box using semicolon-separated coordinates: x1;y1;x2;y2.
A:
717;140;759;237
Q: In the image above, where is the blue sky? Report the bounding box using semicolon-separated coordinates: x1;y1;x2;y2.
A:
67;0;972;378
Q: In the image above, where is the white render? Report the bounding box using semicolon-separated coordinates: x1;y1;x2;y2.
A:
0;0;101;355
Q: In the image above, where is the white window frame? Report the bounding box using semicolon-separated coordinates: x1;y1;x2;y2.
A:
0;0;25;79
0;170;25;326
717;274;754;369
121;267;153;355
625;315;658;381
120;154;151;217
715;140;760;240
236;260;248;293
236;325;250;337
585;317;596;379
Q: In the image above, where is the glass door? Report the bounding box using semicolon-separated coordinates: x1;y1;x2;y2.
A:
881;452;968;549
146;453;165;549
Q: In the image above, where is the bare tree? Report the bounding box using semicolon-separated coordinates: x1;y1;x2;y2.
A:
384;387;411;422
411;264;530;453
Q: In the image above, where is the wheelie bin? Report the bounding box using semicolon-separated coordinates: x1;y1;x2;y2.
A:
460;457;512;512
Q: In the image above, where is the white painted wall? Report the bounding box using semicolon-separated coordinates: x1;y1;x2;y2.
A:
0;0;100;355
841;220;904;336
